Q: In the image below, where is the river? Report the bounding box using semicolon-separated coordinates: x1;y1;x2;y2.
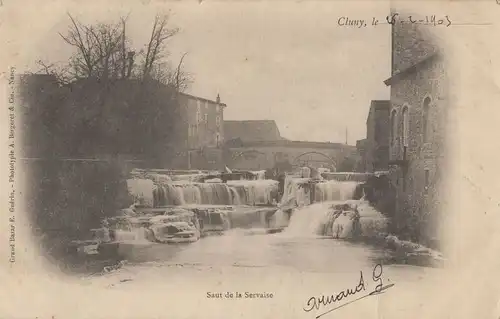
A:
70;228;444;319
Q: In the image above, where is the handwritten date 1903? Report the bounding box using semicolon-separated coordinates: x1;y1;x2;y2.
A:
386;13;452;27
303;263;385;313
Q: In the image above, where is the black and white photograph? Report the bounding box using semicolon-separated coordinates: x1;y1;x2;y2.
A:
2;1;500;318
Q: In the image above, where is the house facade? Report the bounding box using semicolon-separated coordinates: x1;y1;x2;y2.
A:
384;13;448;248
179;93;226;149
171;93;227;170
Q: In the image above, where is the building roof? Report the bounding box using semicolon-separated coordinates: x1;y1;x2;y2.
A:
366;100;390;125
356;139;367;147
223;120;283;142
226;139;355;150
384;53;439;86
178;92;227;107
370;100;391;110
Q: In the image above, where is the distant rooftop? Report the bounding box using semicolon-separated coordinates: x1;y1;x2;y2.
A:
224;120;284;142
225;138;356;150
370;100;391;110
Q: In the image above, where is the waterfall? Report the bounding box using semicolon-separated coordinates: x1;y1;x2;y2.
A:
149;180;278;207
283;200;388;239
314;181;359;202
227;180;279;205
280;176;311;207
253;170;266;180
127;179;155;206
113;227;151;243
230;187;242;205
283;202;338;236
280;176;359;208
275;174;388;239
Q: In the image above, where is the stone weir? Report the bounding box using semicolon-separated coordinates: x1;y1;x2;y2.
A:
280;171;393;211
126;169;280;207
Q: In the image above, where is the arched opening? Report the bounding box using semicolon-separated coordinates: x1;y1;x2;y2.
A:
422;96;431;143
401;105;410;192
292;152;337;171
402;105;410;149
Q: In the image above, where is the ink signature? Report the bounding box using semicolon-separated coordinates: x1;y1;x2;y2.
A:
387;13;452;27
303;264;394;319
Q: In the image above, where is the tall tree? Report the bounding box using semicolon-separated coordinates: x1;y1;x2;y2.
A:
141;14;179;78
36;12;192;91
59;13;127;81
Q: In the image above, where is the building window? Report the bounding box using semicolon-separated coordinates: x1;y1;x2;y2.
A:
402;105;409;147
424;169;430;192
216;133;220;147
390;109;397;146
422;96;431;143
216;116;221;127
196;104;201;124
204;114;208;123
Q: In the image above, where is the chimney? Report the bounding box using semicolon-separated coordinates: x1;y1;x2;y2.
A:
127;51;135;78
216;93;221;104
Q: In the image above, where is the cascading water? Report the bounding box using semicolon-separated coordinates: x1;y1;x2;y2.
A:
128;177;279;207
314;180;360;202
276;174;388;239
113;227;151;243
127;179;155;206
283;199;388;239
227;180;279;206
280;176;312;208
253;170;266;180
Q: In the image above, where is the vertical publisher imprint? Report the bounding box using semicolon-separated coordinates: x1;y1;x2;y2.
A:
8;66;16;263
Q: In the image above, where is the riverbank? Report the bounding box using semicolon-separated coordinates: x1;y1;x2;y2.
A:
348;233;445;268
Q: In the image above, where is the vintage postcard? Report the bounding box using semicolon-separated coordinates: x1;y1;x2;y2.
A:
1;0;500;318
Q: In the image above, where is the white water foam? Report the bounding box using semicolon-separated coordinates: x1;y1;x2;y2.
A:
282;200;388;239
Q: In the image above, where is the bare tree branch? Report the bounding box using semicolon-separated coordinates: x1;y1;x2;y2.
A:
175;52;188;91
35;60;72;85
42;12;191;89
142;13;179;79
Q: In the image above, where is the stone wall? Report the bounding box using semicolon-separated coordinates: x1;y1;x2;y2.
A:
180;93;224;150
226;144;356;171
389;16;448;248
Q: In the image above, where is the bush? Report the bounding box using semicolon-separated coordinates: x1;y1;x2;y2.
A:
24;159;131;259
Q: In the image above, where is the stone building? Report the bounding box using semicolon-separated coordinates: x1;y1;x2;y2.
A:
179;93;226;149
355;139;367;172
384;12;448;248
364;100;391;173
173;93;227;170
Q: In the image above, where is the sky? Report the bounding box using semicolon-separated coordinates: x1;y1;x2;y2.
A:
24;1;392;145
